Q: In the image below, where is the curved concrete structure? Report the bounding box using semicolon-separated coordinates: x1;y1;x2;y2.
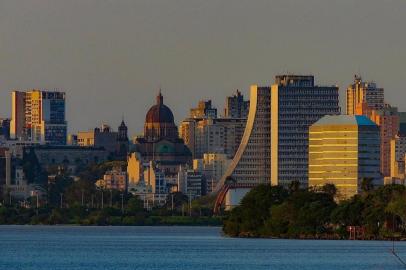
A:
214;85;271;192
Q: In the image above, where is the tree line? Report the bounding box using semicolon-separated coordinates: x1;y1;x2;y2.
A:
223;183;406;239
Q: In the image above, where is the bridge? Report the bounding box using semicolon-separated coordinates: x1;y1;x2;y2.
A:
213;182;258;215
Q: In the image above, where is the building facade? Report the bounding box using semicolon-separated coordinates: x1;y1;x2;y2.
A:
10;90;67;145
346;77;399;177
346;75;385;115
193;153;231;193
390;134;406;180
77;122;128;159
190;100;217;119
224;90;250;118
0;118;10;141
177;167;206;199
96;167;127;191
133;92;192;181
309;115;381;200
271;75;340;187
214;85;271;191
180;117;246;159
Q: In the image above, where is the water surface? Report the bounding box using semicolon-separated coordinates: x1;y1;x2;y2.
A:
0;226;405;270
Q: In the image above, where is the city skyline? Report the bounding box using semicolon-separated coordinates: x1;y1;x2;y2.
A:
0;0;405;135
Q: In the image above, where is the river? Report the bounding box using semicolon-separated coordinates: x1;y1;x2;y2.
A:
0;226;405;269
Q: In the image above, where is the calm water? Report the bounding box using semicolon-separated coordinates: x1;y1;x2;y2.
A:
0;226;405;270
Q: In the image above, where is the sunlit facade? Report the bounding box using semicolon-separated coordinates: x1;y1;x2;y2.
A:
10;90;67;145
309;115;381;200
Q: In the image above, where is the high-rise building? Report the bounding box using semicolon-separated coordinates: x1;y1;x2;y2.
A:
346;77;399;177
224;90;250;118
214;85;272;191
367;106;399;177
309;115;381;200
10;90;67;145
346;75;384;115
179;117;245;159
190;100;217;119
271;75;340;187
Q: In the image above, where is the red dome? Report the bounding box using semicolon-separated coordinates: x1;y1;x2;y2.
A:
145;92;175;124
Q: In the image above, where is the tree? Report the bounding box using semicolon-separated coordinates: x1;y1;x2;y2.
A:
322;184;337;198
288;181;301;194
361;178;374;192
223;185;289;237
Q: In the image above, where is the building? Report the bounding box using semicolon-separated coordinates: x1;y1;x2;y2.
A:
214;85;272;191
1;149;46;200
133;92;192;181
117;120;129;159
367;106;399;177
309;115;381;200
398;112;406;134
346;75;385;115
271;75;340;187
347;77;399;177
190;100;217;119
77;121;129;159
0;118;10;140
390;134;406;180
127;160;168;208
193;153;231;193
177;166;206;199
179;119;197;157
96;167;127;191
180;117;246;159
10;90;67;145
24;145;108;172
224;90;250;118
127;152;144;185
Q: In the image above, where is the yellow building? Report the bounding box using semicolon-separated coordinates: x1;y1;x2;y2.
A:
309;115;381;200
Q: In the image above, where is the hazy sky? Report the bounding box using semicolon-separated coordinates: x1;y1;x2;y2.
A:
1;0;405;136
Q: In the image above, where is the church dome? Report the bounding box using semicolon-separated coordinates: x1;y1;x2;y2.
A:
145;92;175;124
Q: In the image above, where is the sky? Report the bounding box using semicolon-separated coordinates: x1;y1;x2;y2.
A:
0;0;405;136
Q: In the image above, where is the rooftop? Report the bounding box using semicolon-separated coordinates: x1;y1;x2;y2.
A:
312;115;377;126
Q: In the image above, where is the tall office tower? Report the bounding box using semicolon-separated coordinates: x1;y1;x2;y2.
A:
10;91;26;140
367;105;399;177
214;86;271;191
271;75;340;187
309;115;381;200
190;100;217;119
10;90;67;145
224;90;250;118
346;75;384;115
346;76;399;177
